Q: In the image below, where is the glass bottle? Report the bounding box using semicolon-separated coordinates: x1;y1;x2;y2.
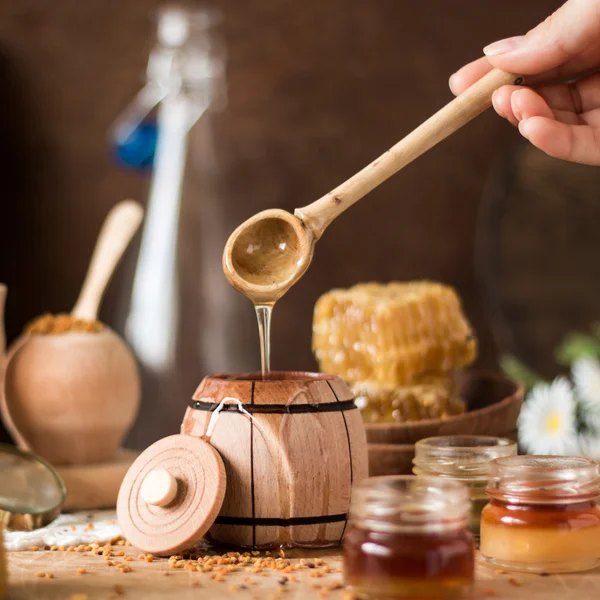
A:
480;455;600;573
110;6;249;448
344;475;474;600
413;435;517;538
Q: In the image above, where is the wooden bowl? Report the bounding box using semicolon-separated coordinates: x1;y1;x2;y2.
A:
3;329;140;465
365;371;523;475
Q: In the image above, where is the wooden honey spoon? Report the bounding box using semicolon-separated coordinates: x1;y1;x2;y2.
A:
2;200;144;465
223;69;521;303
70;199;144;321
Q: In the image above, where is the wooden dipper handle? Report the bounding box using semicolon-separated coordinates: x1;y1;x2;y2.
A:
295;69;521;238
72;200;144;321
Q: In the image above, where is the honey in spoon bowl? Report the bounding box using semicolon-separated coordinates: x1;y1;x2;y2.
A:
223;209;314;305
223;209;315;377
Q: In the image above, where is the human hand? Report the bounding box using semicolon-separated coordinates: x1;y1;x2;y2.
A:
450;0;600;165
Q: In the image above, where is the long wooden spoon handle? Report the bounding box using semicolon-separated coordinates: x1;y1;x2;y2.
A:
295;69;522;239
72;200;144;321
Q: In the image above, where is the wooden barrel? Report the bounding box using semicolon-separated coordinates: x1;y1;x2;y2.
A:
181;372;368;549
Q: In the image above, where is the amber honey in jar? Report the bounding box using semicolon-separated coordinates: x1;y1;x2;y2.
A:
480;455;600;573
344;475;475;600
413;435;517;538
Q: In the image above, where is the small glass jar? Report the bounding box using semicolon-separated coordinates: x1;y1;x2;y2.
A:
344;476;475;600
480;455;600;573
413;435;517;538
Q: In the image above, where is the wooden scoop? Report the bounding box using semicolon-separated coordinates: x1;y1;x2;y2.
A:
2;200;144;466
223;69;521;303
71;200;144;321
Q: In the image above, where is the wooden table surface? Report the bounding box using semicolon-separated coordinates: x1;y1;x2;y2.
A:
7;546;600;600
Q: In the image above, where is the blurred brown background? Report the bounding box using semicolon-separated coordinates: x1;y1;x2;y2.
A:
0;0;583;447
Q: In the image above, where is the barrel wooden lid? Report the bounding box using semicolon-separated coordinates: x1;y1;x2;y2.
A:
117;434;226;556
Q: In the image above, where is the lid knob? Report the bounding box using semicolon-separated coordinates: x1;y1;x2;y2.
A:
140;469;178;507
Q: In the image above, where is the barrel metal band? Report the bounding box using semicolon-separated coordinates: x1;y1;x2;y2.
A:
214;513;348;527
190;399;356;414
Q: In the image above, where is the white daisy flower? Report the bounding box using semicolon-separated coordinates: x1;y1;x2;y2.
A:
572;357;600;433
518;377;581;456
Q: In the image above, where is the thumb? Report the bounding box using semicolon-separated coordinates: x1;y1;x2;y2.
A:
482;0;600;75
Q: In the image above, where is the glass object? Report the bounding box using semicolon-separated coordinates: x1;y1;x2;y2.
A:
0;444;65;600
344;475;474;600
480;455;600;573
110;6;226;171
115;121;158;170
413;435;517;537
0;444;65;531
122;5;226;372
111;6;249;447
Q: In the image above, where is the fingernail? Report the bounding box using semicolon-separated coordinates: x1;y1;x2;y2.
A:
518;119;530;139
512;102;523;122
491;90;505;117
448;73;458;95
483;35;526;56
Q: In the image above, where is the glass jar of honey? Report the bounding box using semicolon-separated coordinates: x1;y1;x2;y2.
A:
344;476;475;600
480;455;600;573
413;435;517;538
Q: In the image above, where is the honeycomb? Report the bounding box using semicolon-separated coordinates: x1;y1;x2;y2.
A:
353;377;466;424
312;281;477;387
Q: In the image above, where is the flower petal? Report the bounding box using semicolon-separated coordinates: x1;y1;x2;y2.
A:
518;377;579;455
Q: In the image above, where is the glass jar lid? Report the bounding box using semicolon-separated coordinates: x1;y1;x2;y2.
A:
0;444;65;530
487;455;600;505
350;475;470;533
413;435;517;482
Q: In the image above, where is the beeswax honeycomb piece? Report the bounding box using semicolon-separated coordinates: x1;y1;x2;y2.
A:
312;281;477;387
353;380;466;424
